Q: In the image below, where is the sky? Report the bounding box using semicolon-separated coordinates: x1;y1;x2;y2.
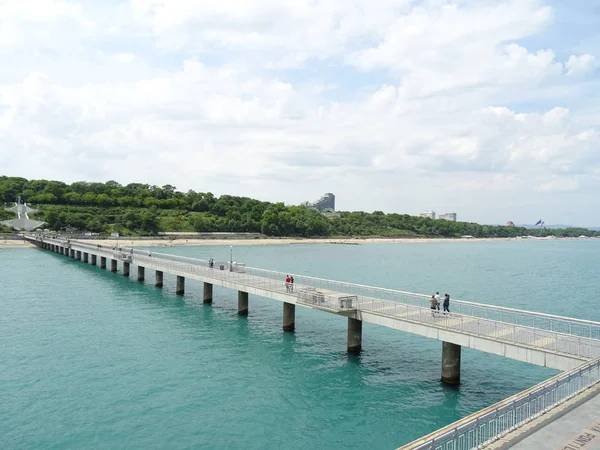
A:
1;0;599;226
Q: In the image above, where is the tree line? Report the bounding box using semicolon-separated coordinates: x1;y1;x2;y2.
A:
1;176;598;238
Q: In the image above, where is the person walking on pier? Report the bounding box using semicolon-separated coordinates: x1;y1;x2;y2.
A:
434;292;441;311
290;275;294;292
430;295;438;316
443;293;450;313
285;275;291;292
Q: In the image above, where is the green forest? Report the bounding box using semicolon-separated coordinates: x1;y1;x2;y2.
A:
1;176;597;238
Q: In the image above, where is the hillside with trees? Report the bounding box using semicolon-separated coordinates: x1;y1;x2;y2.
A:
1;176;597;238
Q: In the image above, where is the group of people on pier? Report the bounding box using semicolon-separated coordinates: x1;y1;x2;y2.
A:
430;292;451;315
285;275;295;292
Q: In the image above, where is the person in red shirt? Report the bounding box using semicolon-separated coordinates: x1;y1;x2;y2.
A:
285;275;291;292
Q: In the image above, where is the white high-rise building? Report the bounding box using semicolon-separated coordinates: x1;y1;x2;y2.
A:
420;210;436;220
309;193;335;212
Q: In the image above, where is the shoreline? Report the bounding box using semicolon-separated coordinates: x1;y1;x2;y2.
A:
42;236;589;248
1;236;596;249
70;237;513;247
0;240;35;248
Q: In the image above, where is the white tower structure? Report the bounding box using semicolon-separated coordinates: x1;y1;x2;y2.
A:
1;196;45;231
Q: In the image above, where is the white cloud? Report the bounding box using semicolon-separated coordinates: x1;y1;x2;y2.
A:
0;0;599;224
0;0;84;23
537;177;580;193
565;54;597;76
0;0;93;53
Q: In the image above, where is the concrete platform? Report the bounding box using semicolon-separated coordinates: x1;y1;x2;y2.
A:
487;383;600;449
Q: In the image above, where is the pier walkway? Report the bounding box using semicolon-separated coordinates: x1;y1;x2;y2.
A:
26;234;600;449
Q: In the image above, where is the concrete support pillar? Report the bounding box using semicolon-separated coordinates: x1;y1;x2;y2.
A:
100;256;106;269
76;250;81;260
110;259;117;272
123;262;130;276
91;254;97;265
347;318;362;354
176;276;185;295
83;252;89;263
441;342;461;385
238;291;249;316
283;303;295;332
203;282;213;304
155;270;163;287
137;266;145;281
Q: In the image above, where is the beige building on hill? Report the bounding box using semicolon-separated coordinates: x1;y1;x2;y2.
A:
439;213;457;221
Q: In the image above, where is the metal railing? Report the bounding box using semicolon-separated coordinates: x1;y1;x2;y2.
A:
399;356;600;450
29;236;600;360
239;266;600;340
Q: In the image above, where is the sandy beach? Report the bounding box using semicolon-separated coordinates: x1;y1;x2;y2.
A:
0;240;35;248
2;236;592;249
74;237;515;248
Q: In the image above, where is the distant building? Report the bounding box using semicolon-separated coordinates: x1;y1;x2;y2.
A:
439;213;457;222
420;210;436;220
506;221;515;227
309;193;335;212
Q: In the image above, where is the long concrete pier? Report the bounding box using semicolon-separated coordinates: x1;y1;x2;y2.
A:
28;236;600;373
26;235;600;449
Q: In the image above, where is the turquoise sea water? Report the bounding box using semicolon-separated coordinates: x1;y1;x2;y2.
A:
1;240;599;449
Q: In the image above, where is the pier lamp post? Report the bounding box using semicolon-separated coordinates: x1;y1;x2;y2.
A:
230;245;233;272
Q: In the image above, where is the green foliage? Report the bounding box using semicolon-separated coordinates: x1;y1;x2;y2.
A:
0;176;598;238
0;223;13;233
